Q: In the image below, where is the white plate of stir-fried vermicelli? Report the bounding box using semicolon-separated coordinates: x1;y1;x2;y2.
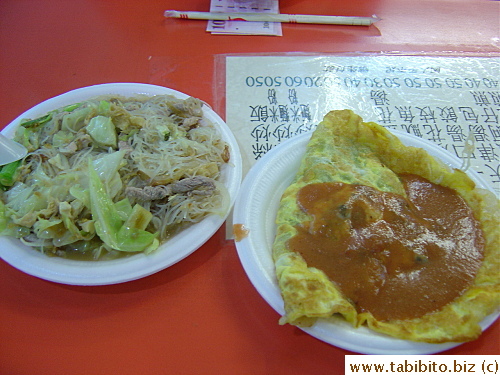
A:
0;83;242;285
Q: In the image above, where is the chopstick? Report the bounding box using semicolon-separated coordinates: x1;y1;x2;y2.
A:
164;10;379;26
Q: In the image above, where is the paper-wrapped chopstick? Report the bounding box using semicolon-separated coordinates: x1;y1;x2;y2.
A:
164;10;378;26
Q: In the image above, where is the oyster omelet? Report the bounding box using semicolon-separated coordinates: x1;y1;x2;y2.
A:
272;109;499;343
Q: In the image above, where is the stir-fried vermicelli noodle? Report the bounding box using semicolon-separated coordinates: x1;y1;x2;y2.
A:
0;94;231;260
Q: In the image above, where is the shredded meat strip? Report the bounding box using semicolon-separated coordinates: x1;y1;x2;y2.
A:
125;176;216;201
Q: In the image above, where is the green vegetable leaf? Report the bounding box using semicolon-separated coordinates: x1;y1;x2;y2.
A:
115;223;157;252
52;130;75;147
14;126;32;150
86;115;117;148
59;201;83;241
92;150;125;199
0;160;21;188
61;106;92;132
88;161;157;253
114;198;133;221
19;103;81;130
123;203;152;231
63;103;82;112
98;100;111;115
20;113;52;128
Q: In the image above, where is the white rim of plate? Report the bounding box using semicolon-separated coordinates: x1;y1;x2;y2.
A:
233;129;498;355
0;83;242;285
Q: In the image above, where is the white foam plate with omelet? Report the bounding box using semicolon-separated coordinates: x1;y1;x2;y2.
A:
233;130;499;355
0;83;242;285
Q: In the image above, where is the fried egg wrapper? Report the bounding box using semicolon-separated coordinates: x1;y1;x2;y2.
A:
272;109;500;343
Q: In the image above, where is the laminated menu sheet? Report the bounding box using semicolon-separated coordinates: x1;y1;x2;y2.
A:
224;54;500;195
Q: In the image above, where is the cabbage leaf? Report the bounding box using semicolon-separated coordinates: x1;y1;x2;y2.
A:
88;161;158;252
86;116;117;148
92;150;125;199
61;106;92;132
0;160;21;188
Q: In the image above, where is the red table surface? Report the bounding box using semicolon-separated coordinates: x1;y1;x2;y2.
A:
1;1;499;374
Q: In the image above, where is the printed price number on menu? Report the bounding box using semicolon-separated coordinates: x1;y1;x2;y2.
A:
225;55;500;194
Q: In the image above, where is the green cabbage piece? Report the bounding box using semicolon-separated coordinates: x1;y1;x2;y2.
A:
14;126;32;149
33;218;63;239
67;150;126;212
88;161;158;253
92;150;125;199
59;201;83;241
86;115;117;148
0;160;21;188
114;198;133;221
52;130;76;148
98;100;111;115
4;182;37;216
69;185;90;208
61;106;92;132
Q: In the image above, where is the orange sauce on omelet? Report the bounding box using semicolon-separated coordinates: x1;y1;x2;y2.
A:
288;174;485;321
